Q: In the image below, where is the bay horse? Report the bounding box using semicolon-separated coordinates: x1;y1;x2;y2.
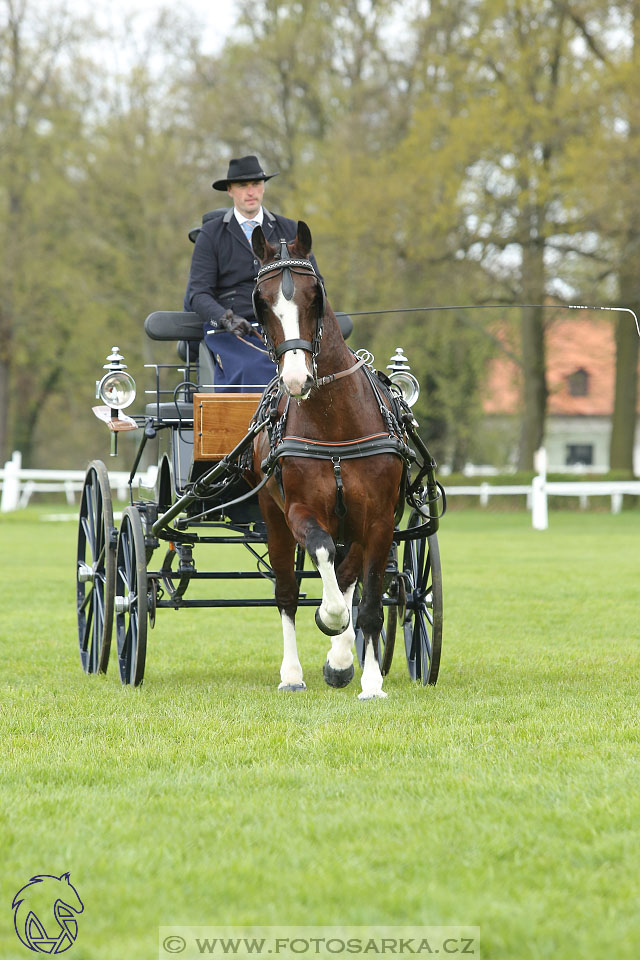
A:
251;221;407;699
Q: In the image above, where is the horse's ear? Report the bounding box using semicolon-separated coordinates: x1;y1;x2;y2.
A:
292;220;312;259
252;225;269;262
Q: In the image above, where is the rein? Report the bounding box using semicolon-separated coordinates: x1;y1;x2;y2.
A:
316;355;367;387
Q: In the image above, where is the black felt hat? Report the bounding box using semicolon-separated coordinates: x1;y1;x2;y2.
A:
212;155;279;191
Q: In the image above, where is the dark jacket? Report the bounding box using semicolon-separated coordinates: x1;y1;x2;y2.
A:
184;206;321;324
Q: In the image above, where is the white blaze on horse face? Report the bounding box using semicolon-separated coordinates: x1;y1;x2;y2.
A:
273;287;312;398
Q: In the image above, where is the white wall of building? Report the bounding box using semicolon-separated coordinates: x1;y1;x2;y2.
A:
544;416;640;473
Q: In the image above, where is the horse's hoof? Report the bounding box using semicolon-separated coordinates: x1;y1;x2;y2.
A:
278;681;307;692
315;606;349;637
357;690;388;700
323;660;355;688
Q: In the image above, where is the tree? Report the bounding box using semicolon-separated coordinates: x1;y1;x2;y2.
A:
0;0;95;464
554;0;640;472
608;0;640;472
432;0;621;468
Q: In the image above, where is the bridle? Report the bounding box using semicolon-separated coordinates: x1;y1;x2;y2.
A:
252;239;327;370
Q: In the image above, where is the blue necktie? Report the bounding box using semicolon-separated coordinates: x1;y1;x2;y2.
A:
241;220;257;243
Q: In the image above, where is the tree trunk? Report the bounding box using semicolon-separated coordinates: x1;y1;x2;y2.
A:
610;0;640;474
0;355;9;464
518;244;548;470
609;268;639;473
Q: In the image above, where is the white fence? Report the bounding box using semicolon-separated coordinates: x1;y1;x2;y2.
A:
1;449;639;529
445;477;640;529
0;451;157;512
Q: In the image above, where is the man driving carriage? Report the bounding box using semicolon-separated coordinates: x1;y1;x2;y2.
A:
184;154;322;390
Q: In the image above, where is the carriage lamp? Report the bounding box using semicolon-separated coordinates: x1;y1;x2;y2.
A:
96;347;137;410
387;347;420;407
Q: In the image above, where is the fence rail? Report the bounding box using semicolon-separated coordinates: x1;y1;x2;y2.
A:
445;478;640;528
1;450;638;529
1;452;157;512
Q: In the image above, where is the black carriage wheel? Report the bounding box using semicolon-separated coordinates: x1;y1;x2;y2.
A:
402;513;443;685
76;460;116;674
354;572;405;676
115;506;148;686
380;572;406;675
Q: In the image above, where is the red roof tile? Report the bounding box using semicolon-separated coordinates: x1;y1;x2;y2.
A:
483;312;640;416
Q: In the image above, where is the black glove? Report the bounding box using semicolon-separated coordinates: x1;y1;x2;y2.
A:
218;309;254;338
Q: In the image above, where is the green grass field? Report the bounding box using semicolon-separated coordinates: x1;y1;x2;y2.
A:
1;507;639;960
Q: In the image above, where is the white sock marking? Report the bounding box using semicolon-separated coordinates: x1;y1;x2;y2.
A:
327;581;357;670
358;638;387;699
279;612;304;686
315;545;350;633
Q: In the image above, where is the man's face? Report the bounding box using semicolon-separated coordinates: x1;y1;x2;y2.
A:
227;179;265;218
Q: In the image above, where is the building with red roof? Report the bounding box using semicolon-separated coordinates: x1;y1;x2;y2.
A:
482;311;640;471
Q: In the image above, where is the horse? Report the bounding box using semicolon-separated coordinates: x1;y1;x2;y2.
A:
250;221;407;699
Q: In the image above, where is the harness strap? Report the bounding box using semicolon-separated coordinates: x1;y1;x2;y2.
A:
316;355;367;387
261;433;414;474
332;457;347;547
274;338;314;358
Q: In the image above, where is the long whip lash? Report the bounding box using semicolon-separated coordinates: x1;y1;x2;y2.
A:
345;303;640;337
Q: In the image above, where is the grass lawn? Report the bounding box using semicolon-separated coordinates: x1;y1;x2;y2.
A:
1;506;638;959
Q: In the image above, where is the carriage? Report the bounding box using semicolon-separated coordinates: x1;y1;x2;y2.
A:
76;222;445;696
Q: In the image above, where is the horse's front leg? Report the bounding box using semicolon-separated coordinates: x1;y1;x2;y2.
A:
321;543;363;688
259;491;306;691
279;607;305;691
300;516;351;637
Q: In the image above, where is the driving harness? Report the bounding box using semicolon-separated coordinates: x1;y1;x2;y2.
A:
250;240;418;544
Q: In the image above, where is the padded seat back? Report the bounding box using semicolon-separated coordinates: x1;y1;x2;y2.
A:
144;311;204;341
144;400;193;421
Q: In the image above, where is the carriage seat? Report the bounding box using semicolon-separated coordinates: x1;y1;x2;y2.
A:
144;311;204;341
188;208;228;244
143;309;354;418
143;311;207;421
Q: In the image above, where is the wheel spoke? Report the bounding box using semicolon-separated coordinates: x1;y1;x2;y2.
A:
81;593;94;652
418;613;432;661
94;582;105;630
122;530;133;584
130;609;138;683
78;585;92;616
86;481;96;553
90;597;100;671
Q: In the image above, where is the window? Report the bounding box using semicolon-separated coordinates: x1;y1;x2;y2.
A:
566;444;593;466
567;368;589;397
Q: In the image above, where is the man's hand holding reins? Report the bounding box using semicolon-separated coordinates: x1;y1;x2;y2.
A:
219;309;255;338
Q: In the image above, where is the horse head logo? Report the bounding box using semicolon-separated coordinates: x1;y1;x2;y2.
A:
12;873;84;954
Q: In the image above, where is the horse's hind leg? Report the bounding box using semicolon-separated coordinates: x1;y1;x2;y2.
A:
357;542;390;700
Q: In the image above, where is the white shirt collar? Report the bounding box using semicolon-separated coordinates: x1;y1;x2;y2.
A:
234;207;264;226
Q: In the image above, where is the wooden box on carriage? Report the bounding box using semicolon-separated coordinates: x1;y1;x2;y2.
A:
193;393;263;460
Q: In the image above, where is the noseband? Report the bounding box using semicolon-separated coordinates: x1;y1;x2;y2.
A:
252;239;327;365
